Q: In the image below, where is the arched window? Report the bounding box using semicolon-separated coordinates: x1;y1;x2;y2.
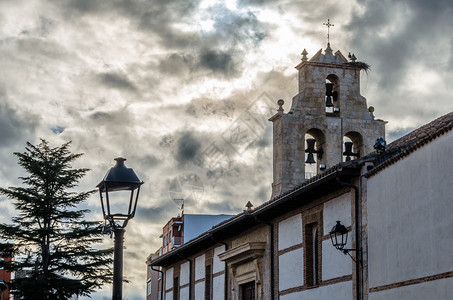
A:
343;132;363;162
304;129;326;178
325;75;339;114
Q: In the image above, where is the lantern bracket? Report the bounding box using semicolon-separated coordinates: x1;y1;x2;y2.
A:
329;220;363;265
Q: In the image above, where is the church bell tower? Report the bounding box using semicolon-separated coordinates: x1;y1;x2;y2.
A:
270;42;385;197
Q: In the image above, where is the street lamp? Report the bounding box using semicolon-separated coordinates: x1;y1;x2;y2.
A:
97;157;144;300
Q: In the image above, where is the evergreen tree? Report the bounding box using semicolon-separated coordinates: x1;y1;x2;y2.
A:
0;140;113;299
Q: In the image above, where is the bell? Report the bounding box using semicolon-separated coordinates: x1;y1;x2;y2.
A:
305;138;317;164
325;96;334;107
305;153;316;164
325;83;334;94
305;138;316;153
343;141;359;161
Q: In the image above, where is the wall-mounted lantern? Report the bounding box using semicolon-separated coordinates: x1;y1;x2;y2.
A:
329;220;362;264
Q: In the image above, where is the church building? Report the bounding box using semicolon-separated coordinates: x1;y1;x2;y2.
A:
146;40;453;300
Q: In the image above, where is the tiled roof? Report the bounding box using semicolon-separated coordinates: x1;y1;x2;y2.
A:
388;111;453;149
366;111;453;177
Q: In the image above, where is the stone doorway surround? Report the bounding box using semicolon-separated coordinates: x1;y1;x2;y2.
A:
219;242;266;299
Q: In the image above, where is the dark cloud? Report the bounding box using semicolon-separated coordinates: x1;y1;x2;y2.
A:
209;7;267;45
199;49;238;76
64;0;103;13
346;0;453;90
98;72;137;92
0;94;35;147
175;132;202;165
135;206;165;220
138;1;202;48
158;53;196;76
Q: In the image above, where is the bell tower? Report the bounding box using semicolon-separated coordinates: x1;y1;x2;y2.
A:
269;43;385;197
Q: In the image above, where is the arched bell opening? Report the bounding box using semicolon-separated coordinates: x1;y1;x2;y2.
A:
342;132;363;162
304;129;326;179
325;74;340;114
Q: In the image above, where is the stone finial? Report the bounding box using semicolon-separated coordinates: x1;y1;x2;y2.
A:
368;106;375;119
277;99;284;113
245;201;253;211
301;49;308;61
325;43;333;57
351;53;357;62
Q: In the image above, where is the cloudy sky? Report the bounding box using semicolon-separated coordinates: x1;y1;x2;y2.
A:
0;0;452;299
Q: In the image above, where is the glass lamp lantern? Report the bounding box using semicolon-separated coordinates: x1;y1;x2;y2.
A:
329;221;349;251
97;157;144;228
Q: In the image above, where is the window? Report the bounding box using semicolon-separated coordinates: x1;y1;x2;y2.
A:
147;280;152;296
305;222;319;286
0;258;3;270
173;277;179;300
241;281;255;300
205;265;211;299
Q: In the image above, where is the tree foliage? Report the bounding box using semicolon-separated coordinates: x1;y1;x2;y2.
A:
0;139;113;299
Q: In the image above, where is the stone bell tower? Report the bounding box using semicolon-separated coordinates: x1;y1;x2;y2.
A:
269;43;385;198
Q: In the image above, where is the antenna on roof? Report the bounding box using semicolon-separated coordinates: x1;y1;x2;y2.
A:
323;19;334;45
168;173;204;216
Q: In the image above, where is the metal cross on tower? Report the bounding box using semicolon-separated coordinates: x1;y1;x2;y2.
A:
323;19;334;44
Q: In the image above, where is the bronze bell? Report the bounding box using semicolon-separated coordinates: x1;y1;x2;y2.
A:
305;153;316;164
305;138;318;164
325;96;334;107
325;83;334;107
325;82;334;94
343;141;359;161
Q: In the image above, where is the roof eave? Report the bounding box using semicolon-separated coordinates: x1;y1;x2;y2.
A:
150;164;360;267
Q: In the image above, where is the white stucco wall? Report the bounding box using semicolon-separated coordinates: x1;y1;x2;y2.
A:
195;254;205;281
179;261;190;286
213;245;226;274
278;213;303;250
194;281;205;300
179;286;189;300
322;239;351;280
367;131;453;292
278;248;304;291
369;277;453;300
323;192;351;235
280;281;352;300
165;291;173;300
165;267;173;290
213;274;225;300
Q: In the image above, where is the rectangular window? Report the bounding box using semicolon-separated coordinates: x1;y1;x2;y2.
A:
147;280;152;296
205;265;211;299
173;277;179;300
241;281;255;300
305;222;319;286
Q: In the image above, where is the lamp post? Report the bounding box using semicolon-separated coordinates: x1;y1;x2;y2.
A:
97;157;144;300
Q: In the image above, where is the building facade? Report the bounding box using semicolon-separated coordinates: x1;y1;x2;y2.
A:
147;43;453;300
364;113;453;299
147;214;233;300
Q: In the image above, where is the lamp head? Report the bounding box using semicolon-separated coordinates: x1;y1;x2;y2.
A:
329;221;348;251
97;158;144;228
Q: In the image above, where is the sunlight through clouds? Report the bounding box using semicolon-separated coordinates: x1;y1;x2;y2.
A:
0;0;452;299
